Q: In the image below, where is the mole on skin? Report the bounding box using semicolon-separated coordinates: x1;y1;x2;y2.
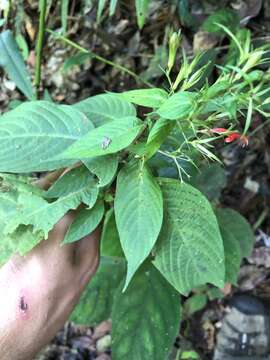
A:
19;296;29;317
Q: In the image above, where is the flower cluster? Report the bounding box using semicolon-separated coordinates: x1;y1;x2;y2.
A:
210;128;249;147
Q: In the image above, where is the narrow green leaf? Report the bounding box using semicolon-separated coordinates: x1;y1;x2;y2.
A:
0;101;93;173
101;208;124;258
64;201;104;244
0;30;34;99
156;91;198;120
115;162;163;290
61;0;69;33
135;0;150;29
73;93;136;127
83;154;118;187
15;33;29;60
117;88;168;108
153;179;225;295
112;264;181;360
97;0;106;23
71;257;126;325
145;118;175;159
109;0;118;16
58;116;143;160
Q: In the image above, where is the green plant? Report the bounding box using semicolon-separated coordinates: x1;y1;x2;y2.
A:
1;16;268;358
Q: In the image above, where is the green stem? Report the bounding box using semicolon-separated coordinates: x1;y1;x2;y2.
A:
46;29;154;88
35;0;47;98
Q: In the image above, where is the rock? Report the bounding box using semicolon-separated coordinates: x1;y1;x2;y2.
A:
193;30;219;53
96;334;112;353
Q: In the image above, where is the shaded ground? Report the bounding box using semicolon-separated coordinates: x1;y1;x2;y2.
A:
1;1;270;359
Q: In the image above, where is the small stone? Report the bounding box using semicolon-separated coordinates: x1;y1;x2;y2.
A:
3;79;16;91
96;334;112;353
193;31;219;53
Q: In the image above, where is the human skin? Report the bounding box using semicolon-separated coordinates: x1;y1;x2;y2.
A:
0;170;100;359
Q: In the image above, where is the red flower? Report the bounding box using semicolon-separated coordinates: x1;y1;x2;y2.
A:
209;128;249;147
224;133;249;147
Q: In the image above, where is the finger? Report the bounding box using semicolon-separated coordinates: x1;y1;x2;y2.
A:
34;162;82;191
72;227;101;288
34;169;65;190
28;212;78;265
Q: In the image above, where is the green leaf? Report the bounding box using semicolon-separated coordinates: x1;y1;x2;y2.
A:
61;0;69;33
112;264;181;360
191;164;227;201
6;170;98;238
153;179;225;295
117;88;168;108
45;166;95;199
216;208;254;258
64;201;104;244
0;225;43;266
0;30;34;99
58;116;143;160
0;101;93;173
15;34;29;60
202;9;240;35
101;208;124;258
184;294;207;316
156;91;198;120
115;162;163;290
62;52;92;72
0;191;43;264
216;208;254;283
1;174;44;197
135;0;150;29
109;0;118;16
70;256;126;325
219;225;241;284
145;118;175;159
83;155;118;187
73;94;136;127
181;351;199;359
97;0;106;22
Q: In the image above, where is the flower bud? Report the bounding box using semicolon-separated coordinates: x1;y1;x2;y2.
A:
167;31;181;74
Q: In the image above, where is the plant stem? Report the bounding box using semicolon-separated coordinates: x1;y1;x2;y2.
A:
35;0;47;97
46;29;154;88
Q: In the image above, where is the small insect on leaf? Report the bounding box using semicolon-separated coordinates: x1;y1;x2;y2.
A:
101;136;112;150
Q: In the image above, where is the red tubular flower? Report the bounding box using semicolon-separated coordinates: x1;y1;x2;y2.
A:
225;133;249;147
224;132;241;143
210;128;249;147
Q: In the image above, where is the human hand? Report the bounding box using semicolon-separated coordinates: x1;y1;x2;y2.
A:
0;171;100;360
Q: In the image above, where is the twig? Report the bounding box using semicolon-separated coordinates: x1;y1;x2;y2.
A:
46;29;154;88
35;0;47;97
